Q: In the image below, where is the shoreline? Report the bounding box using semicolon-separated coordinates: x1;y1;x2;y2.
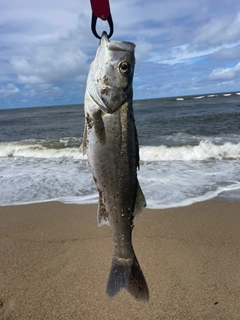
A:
0;192;239;209
1;200;240;319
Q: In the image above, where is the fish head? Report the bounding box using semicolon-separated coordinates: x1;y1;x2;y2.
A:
87;33;135;113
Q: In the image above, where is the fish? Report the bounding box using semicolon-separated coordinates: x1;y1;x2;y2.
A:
82;32;149;301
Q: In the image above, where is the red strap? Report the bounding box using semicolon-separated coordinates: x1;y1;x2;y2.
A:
90;0;110;21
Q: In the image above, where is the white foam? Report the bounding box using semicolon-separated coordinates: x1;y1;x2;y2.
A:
1;138;240;209
0;157;94;206
1;140;240;162
140;141;240;161
1;153;240;209
0;140;86;160
138;159;240;208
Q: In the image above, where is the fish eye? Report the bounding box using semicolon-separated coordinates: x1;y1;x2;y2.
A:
119;62;130;74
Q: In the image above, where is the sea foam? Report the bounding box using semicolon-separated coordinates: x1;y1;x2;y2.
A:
0;139;85;160
140;141;240;161
1;139;240;161
1;146;240;208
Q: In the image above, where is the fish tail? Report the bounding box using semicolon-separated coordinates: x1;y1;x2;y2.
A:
106;255;149;301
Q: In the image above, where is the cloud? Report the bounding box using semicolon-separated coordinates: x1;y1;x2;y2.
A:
8;12;92;88
209;62;240;81
193;12;240;49
210;45;240;61
0;83;20;97
11;49;88;85
22;84;63;98
149;44;215;65
0;11;94;107
135;40;153;62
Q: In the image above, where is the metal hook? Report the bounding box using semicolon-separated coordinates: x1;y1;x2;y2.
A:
91;12;114;39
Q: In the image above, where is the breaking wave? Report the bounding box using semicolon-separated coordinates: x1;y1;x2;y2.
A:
0;138;85;160
1;138;240;162
140;141;240;161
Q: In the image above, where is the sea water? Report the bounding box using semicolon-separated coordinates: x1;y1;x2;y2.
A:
0;93;240;208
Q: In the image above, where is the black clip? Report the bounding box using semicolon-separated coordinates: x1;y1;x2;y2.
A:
91;13;114;39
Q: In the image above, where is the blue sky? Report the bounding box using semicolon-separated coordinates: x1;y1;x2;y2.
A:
1;0;240;109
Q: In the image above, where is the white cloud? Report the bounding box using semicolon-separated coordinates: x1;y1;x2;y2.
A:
149;44;216;65
18;75;44;85
209;62;240;80
193;12;240;49
11;48;88;85
21;83;63;100
0;83;20;96
112;0;201;30
147;8;240;66
149;34;240;66
211;45;240;61
0;9;93;107
135;40;153;62
0;0;90;32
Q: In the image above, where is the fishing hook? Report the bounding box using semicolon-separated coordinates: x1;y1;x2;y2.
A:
91;12;114;39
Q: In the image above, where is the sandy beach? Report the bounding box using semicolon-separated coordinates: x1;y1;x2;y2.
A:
0;201;240;319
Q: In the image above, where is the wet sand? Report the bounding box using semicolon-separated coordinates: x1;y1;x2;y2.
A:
0;201;240;319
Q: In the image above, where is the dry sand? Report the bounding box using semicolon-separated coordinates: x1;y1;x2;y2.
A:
0;201;240;320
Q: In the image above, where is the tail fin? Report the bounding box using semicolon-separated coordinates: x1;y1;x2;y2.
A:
106;255;149;301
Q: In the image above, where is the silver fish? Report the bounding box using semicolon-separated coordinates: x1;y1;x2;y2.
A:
82;33;149;301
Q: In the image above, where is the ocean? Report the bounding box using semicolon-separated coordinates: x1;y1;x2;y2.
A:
0;93;240;208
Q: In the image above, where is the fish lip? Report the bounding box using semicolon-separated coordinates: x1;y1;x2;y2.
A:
100;31;110;47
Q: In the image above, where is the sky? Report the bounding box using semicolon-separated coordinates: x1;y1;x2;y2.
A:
1;0;240;109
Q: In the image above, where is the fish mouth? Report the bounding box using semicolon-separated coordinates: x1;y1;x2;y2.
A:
100;32;135;53
100;31;110;47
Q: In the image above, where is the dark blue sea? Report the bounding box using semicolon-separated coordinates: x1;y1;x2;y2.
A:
0;92;240;208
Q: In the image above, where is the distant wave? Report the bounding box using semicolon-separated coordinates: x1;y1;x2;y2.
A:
1;139;240;161
207;94;218;98
193;95;205;99
173;92;240;101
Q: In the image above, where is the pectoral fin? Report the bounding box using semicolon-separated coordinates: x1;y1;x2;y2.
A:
93;109;106;145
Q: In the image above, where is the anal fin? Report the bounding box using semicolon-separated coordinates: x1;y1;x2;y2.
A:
133;181;146;218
